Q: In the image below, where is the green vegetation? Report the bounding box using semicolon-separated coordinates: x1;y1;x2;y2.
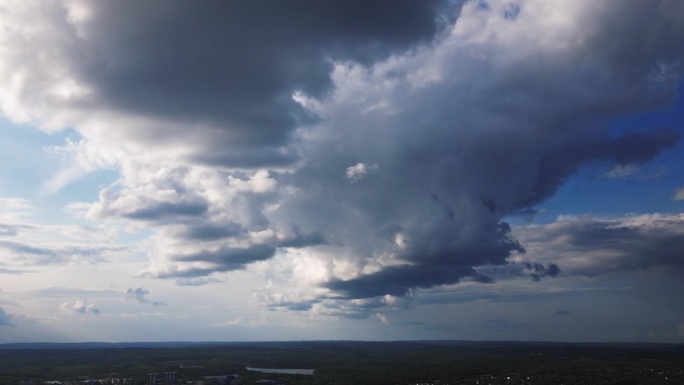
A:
1;341;683;385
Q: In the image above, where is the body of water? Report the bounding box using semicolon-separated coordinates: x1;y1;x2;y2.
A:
245;367;315;375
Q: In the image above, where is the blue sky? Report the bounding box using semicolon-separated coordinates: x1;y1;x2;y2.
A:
1;0;684;343
536;87;684;221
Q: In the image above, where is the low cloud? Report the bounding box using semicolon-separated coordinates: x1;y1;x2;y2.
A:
522;262;561;282
0;307;13;327
125;287;165;306
346;163;378;183
60;299;100;315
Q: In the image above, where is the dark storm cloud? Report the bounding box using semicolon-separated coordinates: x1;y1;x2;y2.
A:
324;237;525;297
321;215;523;298
326;265;481;299
610;128;681;165
309;131;677;302
269;0;682;298
139;0;682;302
64;0;451;154
578;1;684;84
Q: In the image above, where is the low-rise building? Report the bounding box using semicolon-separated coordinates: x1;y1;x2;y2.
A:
203;375;242;385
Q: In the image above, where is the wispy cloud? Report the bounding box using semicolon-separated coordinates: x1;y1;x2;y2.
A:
598;164;668;181
600;164;640;179
673;187;684;201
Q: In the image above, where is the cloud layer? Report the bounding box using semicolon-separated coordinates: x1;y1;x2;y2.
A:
514;213;684;277
1;0;683;317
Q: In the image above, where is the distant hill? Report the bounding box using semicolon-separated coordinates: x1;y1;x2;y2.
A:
0;341;244;349
1;339;682;350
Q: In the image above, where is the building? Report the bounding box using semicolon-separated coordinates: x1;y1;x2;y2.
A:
147;373;158;385
163;372;177;385
203;375;242;385
110;378;132;384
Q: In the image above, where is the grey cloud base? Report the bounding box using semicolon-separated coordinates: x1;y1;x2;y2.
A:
42;0;448;160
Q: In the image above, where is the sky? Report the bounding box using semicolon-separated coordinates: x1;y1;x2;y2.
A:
0;0;684;344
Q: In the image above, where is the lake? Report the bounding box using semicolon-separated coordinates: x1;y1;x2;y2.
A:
245;367;315;375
